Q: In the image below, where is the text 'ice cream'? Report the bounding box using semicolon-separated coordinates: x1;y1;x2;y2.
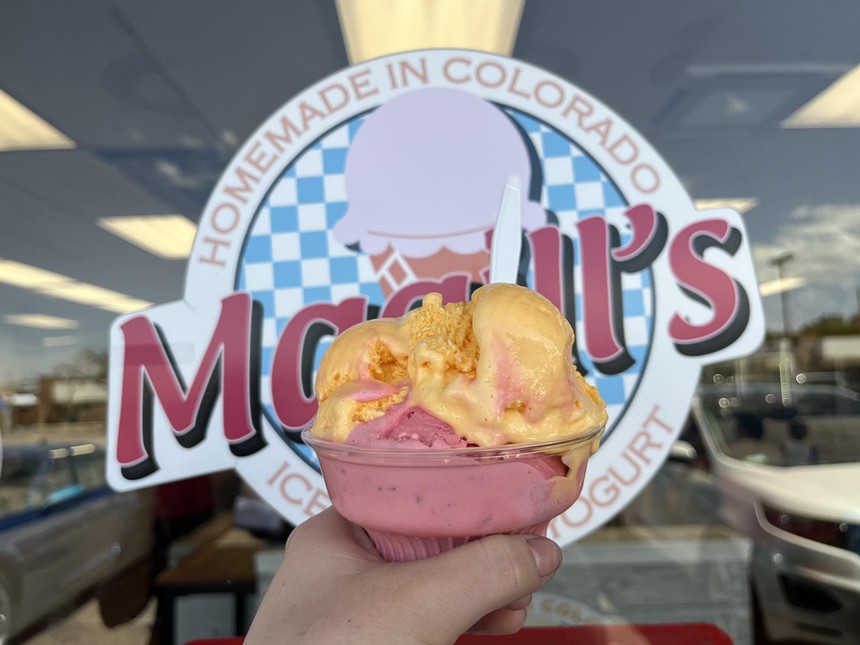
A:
303;283;607;561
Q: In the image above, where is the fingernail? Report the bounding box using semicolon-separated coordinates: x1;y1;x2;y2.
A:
526;536;560;578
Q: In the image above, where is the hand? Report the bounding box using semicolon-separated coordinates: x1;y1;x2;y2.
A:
245;507;562;644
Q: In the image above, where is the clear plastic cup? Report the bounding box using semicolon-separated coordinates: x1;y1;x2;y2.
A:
301;425;604;562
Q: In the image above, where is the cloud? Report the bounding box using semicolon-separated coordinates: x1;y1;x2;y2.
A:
751;204;860;331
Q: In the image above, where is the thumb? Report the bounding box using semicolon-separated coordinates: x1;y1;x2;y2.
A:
401;534;562;639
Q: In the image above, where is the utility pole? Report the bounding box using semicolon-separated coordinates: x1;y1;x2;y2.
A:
855;285;860;321
770;252;794;336
770;252;795;407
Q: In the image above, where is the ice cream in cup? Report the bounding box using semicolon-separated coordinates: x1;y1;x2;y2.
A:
302;283;607;561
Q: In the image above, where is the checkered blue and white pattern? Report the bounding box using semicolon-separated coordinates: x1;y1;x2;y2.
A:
238;108;653;454
515;112;653;429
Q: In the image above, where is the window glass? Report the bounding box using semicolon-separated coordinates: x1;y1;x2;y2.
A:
1;3;859;645
31;451;75;507
0;449;42;514
71;447;107;491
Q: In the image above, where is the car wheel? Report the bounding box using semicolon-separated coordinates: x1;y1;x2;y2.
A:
0;573;14;645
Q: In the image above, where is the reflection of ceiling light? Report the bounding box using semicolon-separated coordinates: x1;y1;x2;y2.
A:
694;198;759;215
38;283;152;314
4;314;79;330
783;63;860;128
103;298;153;314
99;215;197;259
336;0;525;64
0;259;153;314
0;260;71;289
0;89;75;152
42;335;80;347
759;277;808;297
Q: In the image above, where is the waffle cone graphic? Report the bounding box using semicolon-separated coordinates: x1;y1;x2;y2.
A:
371;245;490;298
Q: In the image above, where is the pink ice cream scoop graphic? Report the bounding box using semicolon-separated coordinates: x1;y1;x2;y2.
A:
334;88;547;295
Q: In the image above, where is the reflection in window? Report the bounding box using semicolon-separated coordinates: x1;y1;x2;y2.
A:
0;449;42;515
71;448;107;491
32;453;75;507
0;445;102;516
701;406;860;467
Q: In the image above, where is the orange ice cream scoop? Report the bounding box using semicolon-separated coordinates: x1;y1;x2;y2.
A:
311;283;607;447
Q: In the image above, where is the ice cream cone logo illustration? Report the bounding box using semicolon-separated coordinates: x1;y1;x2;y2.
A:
369;246;418;296
334;88;546;296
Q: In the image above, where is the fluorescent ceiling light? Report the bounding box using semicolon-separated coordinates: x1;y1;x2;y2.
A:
5;313;79;330
783;63;860;128
694;198;759;215
99;215;197;259
336;0;525;64
0;260;71;289
98;297;153;314
759;277;808;297
0;89;75;151
0;258;153;314
42;335;80;347
37;283;149;312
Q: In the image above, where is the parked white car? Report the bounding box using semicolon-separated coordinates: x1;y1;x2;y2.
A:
698;400;860;644
622;387;860;644
0;442;153;643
